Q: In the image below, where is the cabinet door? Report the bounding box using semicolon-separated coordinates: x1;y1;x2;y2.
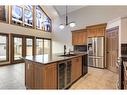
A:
72;29;87;45
43;63;57;89
25;61;34;89
82;31;87;45
87;29;96;37
71;57;82;82
34;64;43;89
87;23;107;37
72;32;77;45
96;28;105;36
76;57;82;78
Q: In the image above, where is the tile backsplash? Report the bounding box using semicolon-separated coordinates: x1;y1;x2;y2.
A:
121;44;127;55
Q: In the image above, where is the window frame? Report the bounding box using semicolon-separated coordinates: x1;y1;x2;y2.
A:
11;34;24;63
23;5;34;28
35;5;52;32
43;38;52;55
0;5;9;23
25;35;35;56
0;33;9;62
11;5;24;26
35;37;44;55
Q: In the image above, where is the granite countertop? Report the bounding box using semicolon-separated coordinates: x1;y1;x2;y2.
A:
23;52;87;64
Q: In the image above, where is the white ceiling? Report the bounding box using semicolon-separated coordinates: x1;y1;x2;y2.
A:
53;6;85;16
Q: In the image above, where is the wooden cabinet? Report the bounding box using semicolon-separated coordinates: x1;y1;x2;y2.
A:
71;57;82;82
124;62;127;89
25;55;86;89
72;29;87;45
42;63;57;89
25;60;35;89
87;23;107;37
25;61;57;89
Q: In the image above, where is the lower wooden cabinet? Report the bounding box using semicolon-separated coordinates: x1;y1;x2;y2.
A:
25;61;57;89
124;72;127;89
42;63;57;89
71;57;82;82
25;61;35;89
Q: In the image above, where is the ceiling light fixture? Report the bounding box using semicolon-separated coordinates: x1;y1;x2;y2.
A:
59;6;76;29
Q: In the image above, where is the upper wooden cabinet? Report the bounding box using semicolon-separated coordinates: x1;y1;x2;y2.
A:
86;23;107;37
72;29;87;45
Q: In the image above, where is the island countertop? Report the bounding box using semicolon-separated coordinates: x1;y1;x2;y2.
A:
23;52;87;64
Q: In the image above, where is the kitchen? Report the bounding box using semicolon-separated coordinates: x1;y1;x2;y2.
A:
0;5;127;91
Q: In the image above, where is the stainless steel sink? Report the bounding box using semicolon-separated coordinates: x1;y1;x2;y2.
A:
59;54;77;57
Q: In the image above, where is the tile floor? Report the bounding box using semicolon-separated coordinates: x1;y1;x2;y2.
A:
0;63;118;89
70;67;118;89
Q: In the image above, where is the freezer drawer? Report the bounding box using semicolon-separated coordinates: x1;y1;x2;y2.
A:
88;56;104;68
95;57;104;68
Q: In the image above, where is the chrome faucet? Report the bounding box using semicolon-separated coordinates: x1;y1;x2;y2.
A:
64;45;66;55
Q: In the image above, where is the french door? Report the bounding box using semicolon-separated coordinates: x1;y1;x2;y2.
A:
12;36;23;63
25;37;34;56
0;34;9;62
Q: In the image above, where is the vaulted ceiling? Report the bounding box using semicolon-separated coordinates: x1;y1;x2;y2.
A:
53;6;85;16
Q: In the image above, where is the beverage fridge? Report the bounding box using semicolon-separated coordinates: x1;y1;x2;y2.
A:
87;37;104;68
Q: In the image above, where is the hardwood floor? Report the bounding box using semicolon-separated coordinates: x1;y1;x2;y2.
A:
70;67;118;89
0;63;118;89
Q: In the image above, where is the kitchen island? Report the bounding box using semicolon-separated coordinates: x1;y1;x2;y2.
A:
24;52;88;89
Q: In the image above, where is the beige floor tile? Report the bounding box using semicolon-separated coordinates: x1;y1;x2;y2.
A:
70;67;118;90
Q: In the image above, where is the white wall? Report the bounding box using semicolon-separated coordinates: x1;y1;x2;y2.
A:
52;6;127;53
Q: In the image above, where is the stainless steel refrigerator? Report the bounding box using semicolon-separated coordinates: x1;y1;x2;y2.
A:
87;37;104;68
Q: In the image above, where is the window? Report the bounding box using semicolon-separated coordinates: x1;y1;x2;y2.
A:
44;39;51;55
26;38;33;56
11;5;52;32
36;38;44;55
14;37;22;60
0;34;8;61
36;6;44;30
35;5;52;32
24;5;33;27
43;15;52;32
12;5;23;25
0;5;8;22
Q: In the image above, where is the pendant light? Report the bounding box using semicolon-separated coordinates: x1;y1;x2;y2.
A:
59;6;76;29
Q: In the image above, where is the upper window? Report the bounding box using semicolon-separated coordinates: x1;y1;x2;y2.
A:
35;6;52;32
10;5;52;32
0;6;8;22
12;5;23;25
24;5;33;27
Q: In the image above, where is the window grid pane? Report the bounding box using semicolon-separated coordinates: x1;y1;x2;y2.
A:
0;35;7;61
36;38;43;55
14;37;22;60
26;38;33;56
